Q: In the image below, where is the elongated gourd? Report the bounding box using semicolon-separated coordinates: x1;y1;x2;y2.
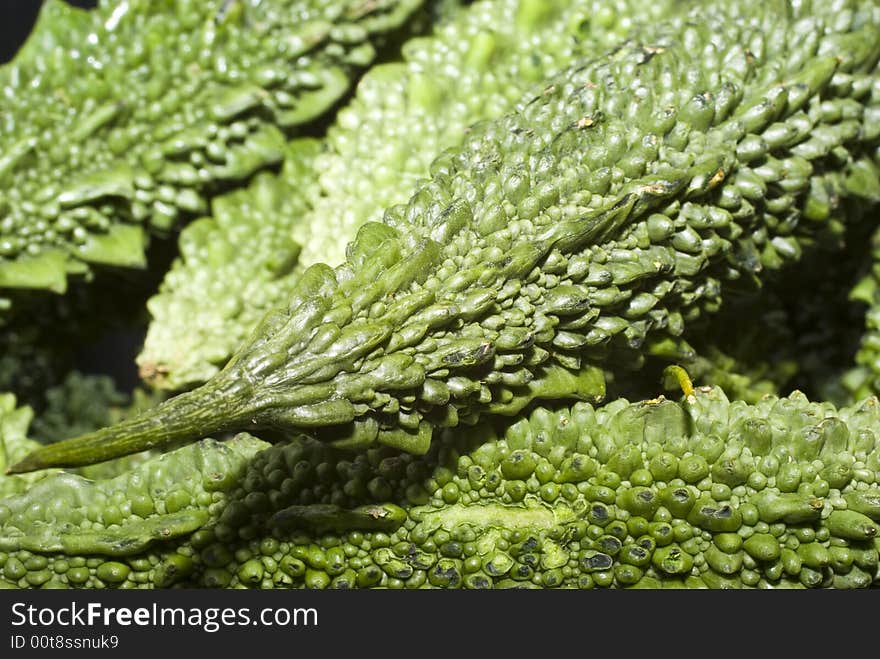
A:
3;385;880;589
137;0;679;392
9;0;880;474
0;0;424;305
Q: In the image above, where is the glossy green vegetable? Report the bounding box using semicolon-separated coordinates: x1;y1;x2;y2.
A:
0;0;424;305
11;0;880;474
137;0;677;392
136;139;322;390
28;371;129;444
2;386;879;589
292;0;679;271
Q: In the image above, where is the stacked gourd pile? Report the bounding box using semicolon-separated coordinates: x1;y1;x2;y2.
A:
0;0;878;589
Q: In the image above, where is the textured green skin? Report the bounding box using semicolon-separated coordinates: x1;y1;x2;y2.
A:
0;389;167;501
293;0;679;270
11;0;880;474
2;386;880;589
0;0;424;303
136;139;322;390
0;395;47;499
137;0;678;392
677;206;880;408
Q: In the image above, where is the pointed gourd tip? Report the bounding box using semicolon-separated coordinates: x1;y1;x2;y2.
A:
5;458;34;475
5;447;56;475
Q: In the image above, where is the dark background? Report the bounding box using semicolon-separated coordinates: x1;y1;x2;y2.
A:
1;0;96;64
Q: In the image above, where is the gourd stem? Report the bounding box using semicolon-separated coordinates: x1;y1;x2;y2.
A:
6;381;250;474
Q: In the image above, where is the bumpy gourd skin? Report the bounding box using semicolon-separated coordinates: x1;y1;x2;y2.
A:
293;0;680;270
0;430;268;588
137;0;678;392
2;386;880;589
0;395;48;499
135;139;322;390
10;0;880;473
0;0;424;306
28;371;129;444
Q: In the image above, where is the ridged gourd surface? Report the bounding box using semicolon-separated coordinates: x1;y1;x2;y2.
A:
136;0;678;392
1;0;880;591
2;386;880;589
10;0;879;475
0;0;424;308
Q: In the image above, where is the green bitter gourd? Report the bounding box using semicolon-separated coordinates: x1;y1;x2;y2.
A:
9;0;880;474
135;139;322;390
136;0;678;392
2;385;880;589
0;0;424;306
